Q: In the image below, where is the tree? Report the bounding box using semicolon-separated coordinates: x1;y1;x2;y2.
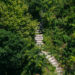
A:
21;47;44;75
0;29;44;75
0;29;32;75
29;0;75;74
62;37;75;75
0;0;39;38
0;0;75;75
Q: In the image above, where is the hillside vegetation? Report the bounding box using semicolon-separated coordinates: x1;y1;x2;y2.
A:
0;0;75;75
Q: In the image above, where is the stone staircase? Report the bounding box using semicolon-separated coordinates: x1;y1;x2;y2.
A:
41;51;63;75
35;24;63;75
35;34;43;46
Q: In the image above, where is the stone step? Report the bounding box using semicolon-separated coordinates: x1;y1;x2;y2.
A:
50;59;58;63
56;68;63;73
46;55;51;59
36;40;43;43
41;51;48;55
35;34;43;37
42;51;51;55
49;60;57;64
56;70;63;73
48;56;55;61
35;37;43;40
36;40;43;42
35;35;43;37
36;42;44;45
56;67;62;70
36;39;43;41
52;63;59;67
35;31;39;33
35;36;43;38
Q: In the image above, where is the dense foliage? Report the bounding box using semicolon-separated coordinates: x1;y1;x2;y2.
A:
0;29;27;75
0;0;42;75
0;0;75;75
27;0;75;74
0;0;39;37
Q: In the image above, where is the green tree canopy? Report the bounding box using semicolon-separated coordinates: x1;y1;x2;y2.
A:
0;29;32;75
0;0;39;37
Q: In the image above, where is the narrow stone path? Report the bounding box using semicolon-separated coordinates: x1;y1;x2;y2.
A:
35;24;63;75
41;51;63;75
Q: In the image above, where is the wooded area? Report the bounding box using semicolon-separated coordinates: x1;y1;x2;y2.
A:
0;0;75;75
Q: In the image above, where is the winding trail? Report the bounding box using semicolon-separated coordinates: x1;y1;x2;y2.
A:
35;24;63;75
